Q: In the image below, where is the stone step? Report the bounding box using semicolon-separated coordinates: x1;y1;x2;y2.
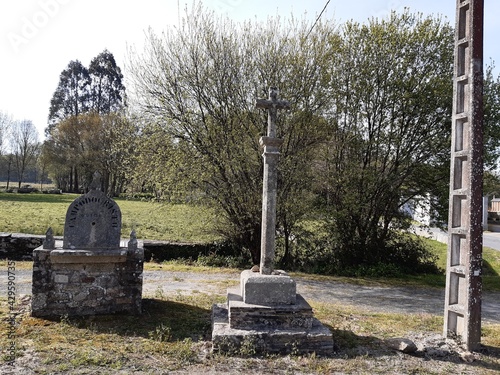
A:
227;290;313;330
212;303;333;356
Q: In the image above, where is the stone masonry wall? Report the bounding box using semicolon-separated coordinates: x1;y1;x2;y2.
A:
0;233;229;261
32;247;143;317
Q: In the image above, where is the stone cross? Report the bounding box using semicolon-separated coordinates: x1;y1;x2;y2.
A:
255;87;290;275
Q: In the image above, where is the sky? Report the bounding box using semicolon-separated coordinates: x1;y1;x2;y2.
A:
1;0;499;140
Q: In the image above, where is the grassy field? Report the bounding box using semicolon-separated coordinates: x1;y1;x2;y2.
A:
0;192;220;243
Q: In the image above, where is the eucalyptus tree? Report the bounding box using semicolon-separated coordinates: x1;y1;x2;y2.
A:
128;5;335;264
48;60;90;132
89;49;126;114
45;50;128;193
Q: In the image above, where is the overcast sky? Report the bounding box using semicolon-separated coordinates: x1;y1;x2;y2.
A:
1;0;499;139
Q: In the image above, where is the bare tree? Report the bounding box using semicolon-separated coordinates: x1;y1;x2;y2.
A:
12;119;39;188
0;110;13;156
128;4;333;264
0;111;14;190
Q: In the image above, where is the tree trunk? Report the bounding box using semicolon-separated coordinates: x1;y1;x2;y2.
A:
69;167;74;193
246;223;261;266
6;155;12;190
74;166;79;193
282;221;292;268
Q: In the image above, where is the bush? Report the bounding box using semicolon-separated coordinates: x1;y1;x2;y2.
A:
42;189;63;194
195;253;248;268
18;185;38;193
276;227;440;277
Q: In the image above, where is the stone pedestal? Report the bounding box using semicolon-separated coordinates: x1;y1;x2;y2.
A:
212;271;333;356
240;269;296;305
32;241;143;317
31;186;144;317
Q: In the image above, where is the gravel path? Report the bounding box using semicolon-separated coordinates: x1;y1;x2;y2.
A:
2;268;500;323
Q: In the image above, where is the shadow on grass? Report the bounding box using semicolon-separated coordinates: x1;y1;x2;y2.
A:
0;192;77;204
48;298;213;341
476;345;500;372
484;259;500;277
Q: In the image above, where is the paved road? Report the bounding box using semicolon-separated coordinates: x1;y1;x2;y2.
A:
484;231;500;250
415;226;500;251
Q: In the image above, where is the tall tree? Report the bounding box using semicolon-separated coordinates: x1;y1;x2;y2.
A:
483;63;500;170
317;11;453;271
42;112;136;195
12;119;39;188
0;110;13;156
45;51;128;193
0;111;14;190
128;5;333;264
48;60;90;131
89;49;126;114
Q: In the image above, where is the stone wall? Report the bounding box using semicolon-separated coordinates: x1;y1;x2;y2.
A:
0;233;49;260
0;233;234;261
32;246;143;317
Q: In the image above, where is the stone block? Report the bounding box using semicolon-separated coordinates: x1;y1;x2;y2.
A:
240;269;296;305
50;249;127;264
63;189;121;250
54;274;69;284
228;290;313;330
31;244;143;317
212;303;333;356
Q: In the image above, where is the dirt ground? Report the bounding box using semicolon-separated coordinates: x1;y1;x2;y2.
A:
2;268;500;374
4;268;500;323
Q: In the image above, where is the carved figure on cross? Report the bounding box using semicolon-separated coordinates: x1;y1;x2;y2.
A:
255;87;291;138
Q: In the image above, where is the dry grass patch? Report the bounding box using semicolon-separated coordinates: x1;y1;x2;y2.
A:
2;294;500;374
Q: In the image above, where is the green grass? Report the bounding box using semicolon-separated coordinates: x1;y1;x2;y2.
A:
413;237;500;292
0;192;220;243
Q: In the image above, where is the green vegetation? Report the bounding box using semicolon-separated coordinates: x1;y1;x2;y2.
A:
0;192;220;243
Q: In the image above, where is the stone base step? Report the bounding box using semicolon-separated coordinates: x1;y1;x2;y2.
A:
212;303;333;356
228;290;313;330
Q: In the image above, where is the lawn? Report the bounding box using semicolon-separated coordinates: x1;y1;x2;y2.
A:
0;192;220;243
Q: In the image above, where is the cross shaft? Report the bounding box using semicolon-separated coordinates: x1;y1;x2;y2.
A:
255;87;290;274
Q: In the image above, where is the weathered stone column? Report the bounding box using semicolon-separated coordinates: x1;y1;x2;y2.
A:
255;87;290;275
259;136;283;274
211;86;333;356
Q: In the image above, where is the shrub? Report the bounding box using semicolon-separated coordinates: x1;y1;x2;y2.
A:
276;226;440;277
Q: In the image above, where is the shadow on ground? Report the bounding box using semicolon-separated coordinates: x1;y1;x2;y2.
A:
41;298;213;341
